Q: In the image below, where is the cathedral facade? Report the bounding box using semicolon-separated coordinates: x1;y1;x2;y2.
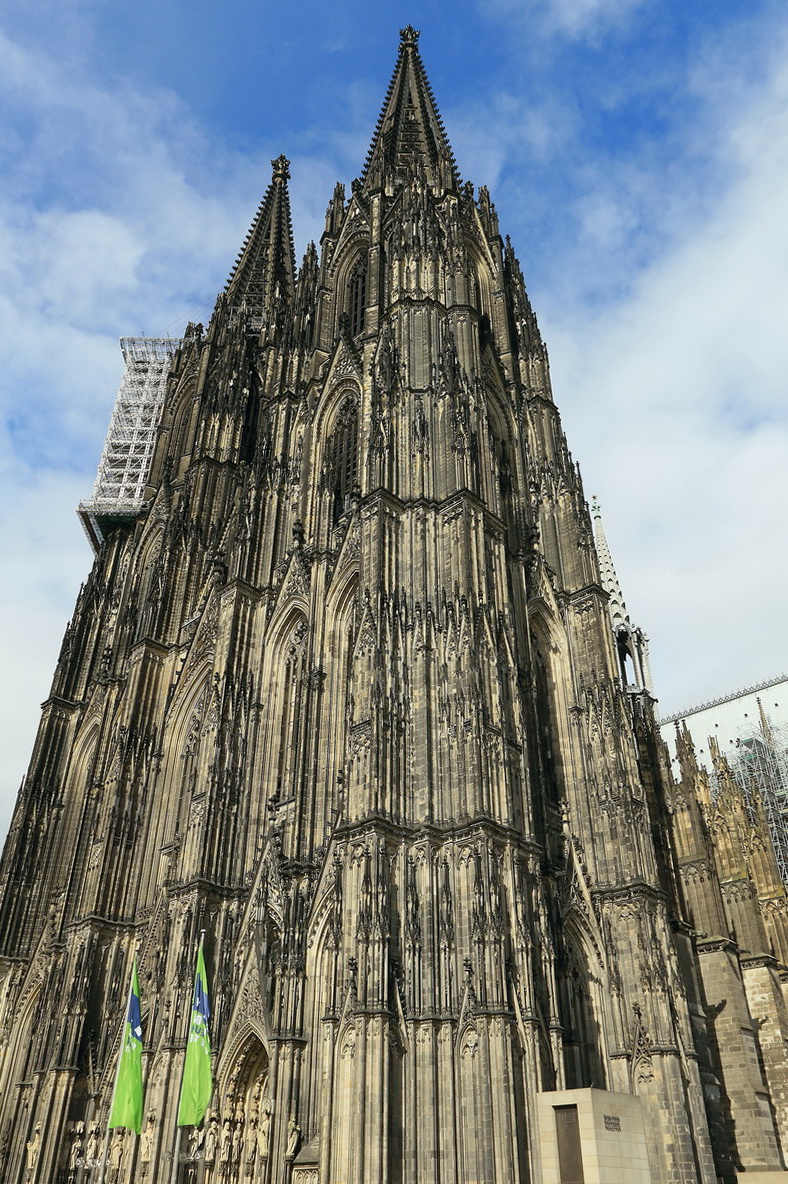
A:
2;28;788;1184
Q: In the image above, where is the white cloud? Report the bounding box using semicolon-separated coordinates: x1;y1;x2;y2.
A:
545;26;788;714
479;0;649;39
545;0;646;36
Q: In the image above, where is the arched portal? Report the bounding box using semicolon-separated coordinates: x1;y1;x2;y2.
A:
205;1035;270;1183
557;925;607;1091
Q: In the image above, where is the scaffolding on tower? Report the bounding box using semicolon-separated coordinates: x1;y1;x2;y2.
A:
78;336;182;551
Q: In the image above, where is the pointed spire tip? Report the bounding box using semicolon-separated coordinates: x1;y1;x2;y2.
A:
400;25;420;47
272;154;290;180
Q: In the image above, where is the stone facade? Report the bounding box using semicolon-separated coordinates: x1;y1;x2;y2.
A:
1;26;788;1184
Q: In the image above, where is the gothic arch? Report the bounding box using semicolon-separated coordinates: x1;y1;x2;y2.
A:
210;1032;271;1184
313;381;362;443
310;387;361;541
0;977;46;1168
259;610;309;809
330;236;370;333
57;717;101;910
142;666;213;897
312;572;359;839
302;856;345;1135
166;378;198;478
484;395;519;527
467;242;496;322
556;915;609;1090
217;1024;271;1097
133;523;166;640
528;604;571;816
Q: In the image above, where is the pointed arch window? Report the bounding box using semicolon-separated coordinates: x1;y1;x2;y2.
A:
348;257;367;337
328;399;359;525
275;618;308;801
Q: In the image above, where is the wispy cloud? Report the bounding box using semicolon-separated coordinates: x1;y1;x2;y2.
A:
479;0;650;39
546;20;788;709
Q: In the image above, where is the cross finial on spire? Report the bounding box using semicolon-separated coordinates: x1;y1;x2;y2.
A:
400;25;420;46
272;154;290;180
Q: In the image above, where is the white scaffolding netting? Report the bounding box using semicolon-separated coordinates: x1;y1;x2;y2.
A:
84;337;182;514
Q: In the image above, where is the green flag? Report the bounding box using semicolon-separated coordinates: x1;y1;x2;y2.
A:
177;940;212;1126
108;959;144;1134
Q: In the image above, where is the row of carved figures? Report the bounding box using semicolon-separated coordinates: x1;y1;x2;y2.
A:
53;1101;301;1181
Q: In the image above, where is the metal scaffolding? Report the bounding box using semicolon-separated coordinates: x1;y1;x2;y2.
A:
78;337;181;549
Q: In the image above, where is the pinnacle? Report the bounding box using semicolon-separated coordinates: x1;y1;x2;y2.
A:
591;497;630;630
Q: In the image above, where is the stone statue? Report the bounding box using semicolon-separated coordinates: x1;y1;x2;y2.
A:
244;1117;257;1171
257;1102;271;1160
231;1120;243;1164
85;1126;101;1165
219;1119;233;1164
188;1124;205;1159
140;1115;155;1165
68;1122;84;1172
109;1129;124;1176
25;1124;41;1176
203;1117;219;1166
286;1115;300;1160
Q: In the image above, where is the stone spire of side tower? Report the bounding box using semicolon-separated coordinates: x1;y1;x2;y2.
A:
224;153;296;317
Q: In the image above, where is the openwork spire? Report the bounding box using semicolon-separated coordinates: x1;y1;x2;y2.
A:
362;27;460;193
225;154;296;314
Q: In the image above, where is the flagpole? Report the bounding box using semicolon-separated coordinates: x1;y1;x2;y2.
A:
170;930;207;1184
169;1127;182;1184
97;966;135;1184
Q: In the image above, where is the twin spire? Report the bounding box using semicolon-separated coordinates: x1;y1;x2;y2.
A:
225;154;296;314
225;29;461;309
362;26;460;192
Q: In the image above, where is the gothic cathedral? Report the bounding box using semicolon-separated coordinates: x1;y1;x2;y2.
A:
3;28;788;1184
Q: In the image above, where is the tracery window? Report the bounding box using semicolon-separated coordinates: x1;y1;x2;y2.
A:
275;619;308;800
328;399;359;525
348;257;367;337
560;960;605;1090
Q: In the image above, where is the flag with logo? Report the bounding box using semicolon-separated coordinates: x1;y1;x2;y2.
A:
177;940;212;1126
108;958;144;1134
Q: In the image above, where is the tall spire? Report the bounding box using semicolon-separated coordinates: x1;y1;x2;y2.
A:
591;496;629;630
225;154;296;316
362;27;460;193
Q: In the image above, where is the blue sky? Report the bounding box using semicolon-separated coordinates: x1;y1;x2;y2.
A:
2;0;788;838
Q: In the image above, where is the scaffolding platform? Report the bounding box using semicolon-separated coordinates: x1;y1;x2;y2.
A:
78;337;182;551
